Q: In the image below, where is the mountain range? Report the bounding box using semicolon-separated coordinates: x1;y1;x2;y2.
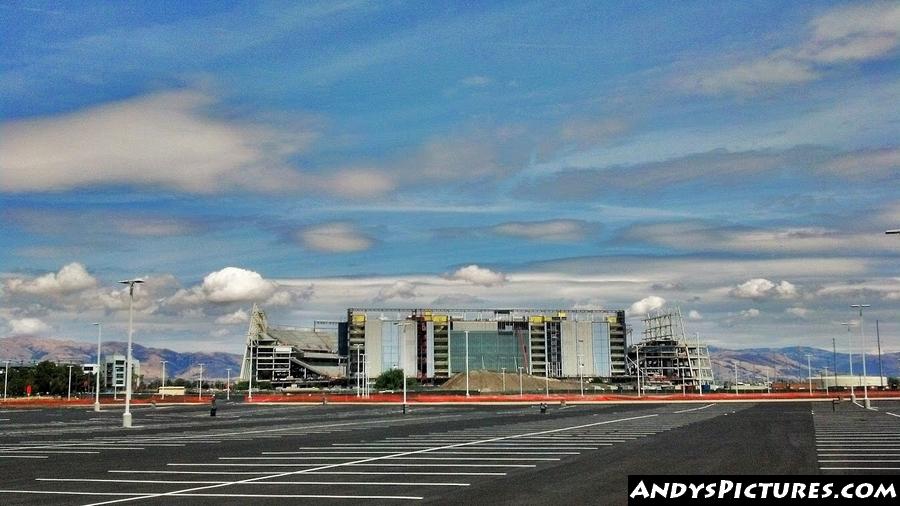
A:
1;336;897;383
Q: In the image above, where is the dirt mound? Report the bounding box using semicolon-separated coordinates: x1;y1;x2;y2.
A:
440;369;583;392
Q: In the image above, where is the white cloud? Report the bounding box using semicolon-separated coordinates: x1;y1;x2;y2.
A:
0;90;313;193
786;307;809;318
460;75;492;87
201;267;277;304
628;296;666;316
823;148;900;178
687;310;703;321
449;265;507;287
5;262;97;295
375;281;418;301
492;220;593;242
682;2;900;94
215;309;249;325
689;57;818;95
297;222;373;253
803;2;900;63
317;169;396;198
731;278;798;300
7;317;51;336
739;308;761;319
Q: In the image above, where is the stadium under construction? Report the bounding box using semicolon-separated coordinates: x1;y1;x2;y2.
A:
238;304;713;390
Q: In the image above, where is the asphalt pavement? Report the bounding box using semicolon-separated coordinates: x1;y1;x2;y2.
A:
0;399;897;505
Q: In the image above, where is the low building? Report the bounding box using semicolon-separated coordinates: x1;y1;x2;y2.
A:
102;354;140;391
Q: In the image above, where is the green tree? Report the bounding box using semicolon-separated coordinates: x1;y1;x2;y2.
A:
374;369;418;390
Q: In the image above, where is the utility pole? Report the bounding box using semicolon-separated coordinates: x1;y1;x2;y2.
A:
806;353;813;395
198;364;204;400
734;362;738;395
876;320;884;389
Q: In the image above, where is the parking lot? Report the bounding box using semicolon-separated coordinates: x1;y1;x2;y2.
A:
0;400;897;504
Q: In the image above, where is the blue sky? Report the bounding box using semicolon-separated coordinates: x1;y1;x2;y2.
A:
1;0;899;354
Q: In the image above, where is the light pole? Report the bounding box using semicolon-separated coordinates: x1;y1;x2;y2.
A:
765;368;770;394
92;323;102;411
823;366;830;395
226;368;231;401
67;365;73;401
636;345;642;397
805;353;813;395
501;367;506;392
160;360;167;399
851;304;871;408
518;366;524;397
696;332;703;396
394;322;413;413
248;340;254;401
464;330;470;398
734;362;738;395
577;339;584;397
118;278;143;428
197;364;204;400
3;360;8;400
841;322;855;401
354;344;361;397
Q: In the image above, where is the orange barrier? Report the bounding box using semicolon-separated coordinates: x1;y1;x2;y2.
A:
0;394;211;408
244;390;900;404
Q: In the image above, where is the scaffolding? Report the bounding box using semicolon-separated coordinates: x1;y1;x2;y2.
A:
627;308;714;390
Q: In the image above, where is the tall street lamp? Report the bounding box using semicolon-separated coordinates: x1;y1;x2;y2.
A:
67;364;74;401
518;366;524;397
577;339;585;397
840;322;855;402
394;322;413;413
3;360;8;400
160;360;167;399
226;368;231;401
805;353;813;395
354;344;362;397
464;330;471;398
198;364;204;400
92;323;102;411
118;278;143;428
851;304;871;408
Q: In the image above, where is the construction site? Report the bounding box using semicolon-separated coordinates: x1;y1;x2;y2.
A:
627;308;715;392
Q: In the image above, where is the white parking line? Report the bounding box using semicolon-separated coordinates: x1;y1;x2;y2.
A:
39;478;469;487
110;470;507;476
0;490;424;500
83;412;659;506
219;456;560;461
170;463;538;468
0;455;48;459
263;451;580;455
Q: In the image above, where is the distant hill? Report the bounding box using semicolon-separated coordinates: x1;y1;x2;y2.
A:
0;335;241;380
709;345;899;383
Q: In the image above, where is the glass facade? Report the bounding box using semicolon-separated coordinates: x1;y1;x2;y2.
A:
448;330;523;374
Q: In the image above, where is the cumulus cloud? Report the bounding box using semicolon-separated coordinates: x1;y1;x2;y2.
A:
492;220;594;242
5;262;97;295
201;267;277;303
628;296;666;316
296;222;373;253
731;278;798;300
448;265;507;287
739;308;761;319
687;310;703;321
7;317;51;336
0;90;314;193
168;267;278;306
316;169;396;198
215;309;249;325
